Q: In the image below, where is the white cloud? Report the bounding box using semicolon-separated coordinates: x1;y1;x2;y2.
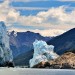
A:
13;7;49;10
0;0;75;36
37;6;75;26
10;0;49;2
10;0;75;2
17;6;75;28
57;0;75;2
0;0;20;26
9;27;65;37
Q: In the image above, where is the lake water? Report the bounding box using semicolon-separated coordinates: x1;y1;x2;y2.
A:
0;68;75;75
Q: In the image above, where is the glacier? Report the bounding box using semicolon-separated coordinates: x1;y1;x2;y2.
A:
0;21;13;66
29;40;59;67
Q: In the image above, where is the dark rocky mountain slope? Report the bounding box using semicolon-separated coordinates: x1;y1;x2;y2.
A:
9;31;51;57
47;28;75;55
14;28;75;66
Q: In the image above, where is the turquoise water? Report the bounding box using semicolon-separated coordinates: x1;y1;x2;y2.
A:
0;68;75;75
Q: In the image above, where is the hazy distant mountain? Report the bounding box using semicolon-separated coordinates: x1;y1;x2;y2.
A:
9;31;51;57
14;28;75;66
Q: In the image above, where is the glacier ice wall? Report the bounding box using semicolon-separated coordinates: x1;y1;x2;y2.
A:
29;40;59;67
0;21;13;65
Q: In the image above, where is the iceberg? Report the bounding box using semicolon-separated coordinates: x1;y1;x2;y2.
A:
29;40;59;67
0;21;13;66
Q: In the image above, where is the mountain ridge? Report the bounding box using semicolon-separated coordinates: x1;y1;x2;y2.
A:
47;28;75;55
9;31;51;57
14;28;75;66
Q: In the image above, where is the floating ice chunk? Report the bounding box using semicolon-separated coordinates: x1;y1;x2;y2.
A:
29;40;59;67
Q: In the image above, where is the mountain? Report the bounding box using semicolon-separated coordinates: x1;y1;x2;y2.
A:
47;28;75;55
14;28;75;66
9;31;51;57
14;50;33;66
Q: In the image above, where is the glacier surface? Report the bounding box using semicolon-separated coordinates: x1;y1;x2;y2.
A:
29;40;59;67
0;21;13;65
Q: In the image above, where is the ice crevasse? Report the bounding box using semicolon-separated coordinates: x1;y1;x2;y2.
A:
29;40;59;67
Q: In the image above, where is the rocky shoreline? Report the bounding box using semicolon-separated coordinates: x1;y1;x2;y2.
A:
32;52;75;69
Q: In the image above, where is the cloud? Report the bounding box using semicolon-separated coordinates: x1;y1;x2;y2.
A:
57;0;75;2
8;27;65;37
0;0;20;26
0;0;75;36
13;7;49;10
10;0;75;2
17;6;75;28
11;0;49;2
37;6;75;26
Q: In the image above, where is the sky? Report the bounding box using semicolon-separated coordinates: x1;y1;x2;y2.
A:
0;0;75;36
